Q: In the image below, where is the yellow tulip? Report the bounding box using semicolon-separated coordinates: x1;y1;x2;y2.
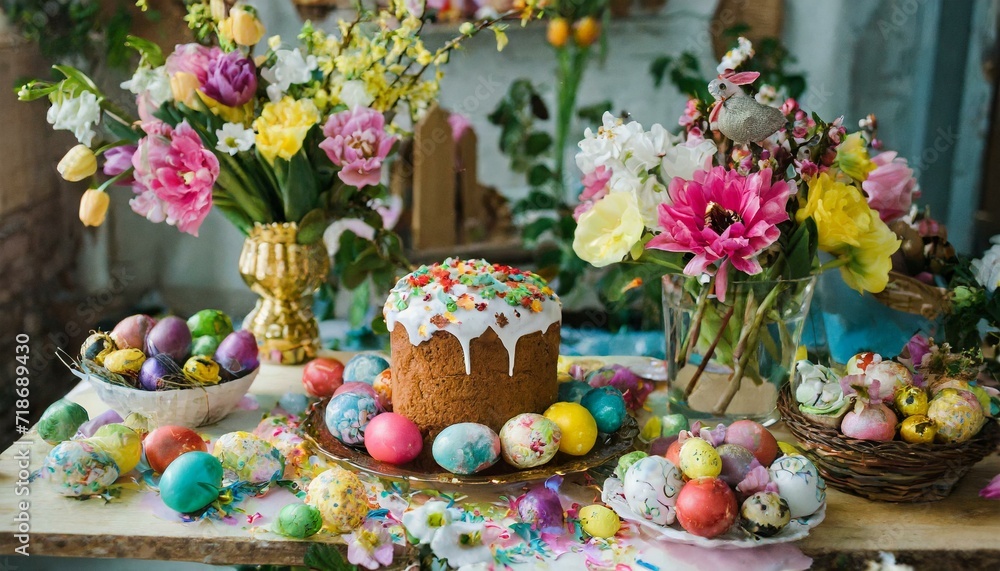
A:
252;97;320;163
170;71;201;109
220;6;266;46
572;192;644;267
57;144;97;182
796;173;870;252
79;189;110;227
835;132;875;181
839;217;900;294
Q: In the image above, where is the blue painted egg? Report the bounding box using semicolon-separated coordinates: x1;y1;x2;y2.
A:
432;423;501;475
159;451;223;514
278;392;311;416
343;353;390;385
580;386;628;433
557;380;592;403
324;392;380;446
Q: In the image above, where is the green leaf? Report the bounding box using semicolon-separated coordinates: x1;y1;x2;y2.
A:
522;217;557;243
528;164;555;186
525;132;553;155
105;117;142;143
371;314;389;336
125;35;165;68
348;282;370;329
297;208;328;245
513;190;559;215
303;543;357;571
649;55;673;88
276;151;319;223
576;100;613;126
52;65;99;94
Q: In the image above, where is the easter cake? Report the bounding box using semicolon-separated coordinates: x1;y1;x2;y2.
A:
383;258;561;440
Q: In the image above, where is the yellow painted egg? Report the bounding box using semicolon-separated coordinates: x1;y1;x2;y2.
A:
543;402;598;456
679;437;722;479
894;385;929;417
927;389;985;444
899;415;937;444
578;504;621;538
305;467;369;533
183;356;221;385
776;441;801;457
87;424;142;474
104;349;146;375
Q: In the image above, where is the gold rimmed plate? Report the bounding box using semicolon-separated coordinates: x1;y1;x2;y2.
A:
302;399;638;487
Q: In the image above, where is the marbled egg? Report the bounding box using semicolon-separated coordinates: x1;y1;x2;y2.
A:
42;440;120;497
927;388;985;444
623;455;683;526
343;353;390;385
333;382;379;399
275;503;324;538
716;443;756;487
37;399;90;445
767;455;826;518
371;369;393;411
499;413;562;469
432;423;501;475
305;467;369;533
580;386;628;433
557;380;592;404
302;357;345;398
724;420;778;466
159;451;223;513
212;431;285;484
324;392;380;446
740;491;791;537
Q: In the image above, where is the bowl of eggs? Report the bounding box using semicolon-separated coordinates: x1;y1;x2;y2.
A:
67;310;261;428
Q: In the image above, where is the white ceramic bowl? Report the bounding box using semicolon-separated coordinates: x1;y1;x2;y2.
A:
71;368;259;428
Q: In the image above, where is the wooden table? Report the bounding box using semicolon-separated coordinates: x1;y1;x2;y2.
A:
1;355;998;570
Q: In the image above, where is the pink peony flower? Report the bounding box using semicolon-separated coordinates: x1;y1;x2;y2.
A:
320;107;398;189
165;43;222;84
103;145;137;184
580;165;611;202
862;151;920;223
201;50;258;107
646;167;792;300
131;121;219;236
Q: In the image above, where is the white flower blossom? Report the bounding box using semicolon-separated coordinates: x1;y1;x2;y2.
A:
661;138;717;182
794;360;848;413
339;79;374;109
261;48;319;102
215;123;255;155
754;83;780;106
717;36;755;73
121;66;172;107
429;521;493;569
47;91;101;147
972;236;1000;292
401;501;460;546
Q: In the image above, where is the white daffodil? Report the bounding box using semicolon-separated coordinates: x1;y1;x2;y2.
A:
121;66;172;107
215;123;255;155
401;501;460;546
429;521;494;569
338;79;375;110
47;91;101;147
261;48;318;102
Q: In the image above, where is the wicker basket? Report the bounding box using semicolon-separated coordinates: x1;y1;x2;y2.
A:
871;271;951;319
778;385;1000;502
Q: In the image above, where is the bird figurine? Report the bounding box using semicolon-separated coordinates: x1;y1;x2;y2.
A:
708;70;786;145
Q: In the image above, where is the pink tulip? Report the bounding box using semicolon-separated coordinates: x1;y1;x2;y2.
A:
863;151;920;223
165;43;222;84
320;107;398;189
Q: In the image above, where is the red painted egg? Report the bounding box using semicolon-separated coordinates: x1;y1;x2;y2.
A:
364;413;422;464
723;420;778;466
302;358;345;398
664;438;682;468
144;425;207;474
675;477;738;538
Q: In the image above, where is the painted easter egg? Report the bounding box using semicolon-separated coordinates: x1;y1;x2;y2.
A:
661;414;689;438
724;420;778;466
865;360;912;401
371;369;393;411
144;425;208;474
305;467;369;533
158;451;223;514
302;357;345;398
183;356;221;385
580;386;628;434
675;477;738;538
110;314;155;350
343;353;390;385
927;388;985;444
499;413;562;469
432;423;502;475
679;437;722;479
740;491;791;537
899;414;938;444
87;424;142;474
768;454;826;518
42;440;120;497
894;385;929;417
37;399;90;445
622;455;683;526
543;402;598;456
278;392;311;416
81;332;116;365
103;348;146;376
579;504;621;538
557;380;592;403
333;382;379;400
212;431;285;484
716;443;756;487
186;309;233;339
190;335;221;358
324;391;380;446
275;503;324;538
364;413;423;465
614;450;648;480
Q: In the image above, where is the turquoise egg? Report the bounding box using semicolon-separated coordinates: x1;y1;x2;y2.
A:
159;451;223;514
279;392;311;416
324;392;380;446
432;423;501;475
38;399;90;445
580;386;627;433
275;503;324;538
343;353;390;385
557;380;592;404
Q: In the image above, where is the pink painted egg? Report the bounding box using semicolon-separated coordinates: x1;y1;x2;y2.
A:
724;420;778;466
364;413;422;464
333;382;378;400
302;358;345;398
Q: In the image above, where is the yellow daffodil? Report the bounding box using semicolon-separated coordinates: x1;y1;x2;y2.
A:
839;218;900;293
835;132;875;181
57;144;97;182
79;189;110;227
796;173;871;252
253;97;320;163
573;192;644;267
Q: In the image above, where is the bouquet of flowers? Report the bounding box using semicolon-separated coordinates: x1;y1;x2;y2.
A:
17;0;516;287
570;38;915;419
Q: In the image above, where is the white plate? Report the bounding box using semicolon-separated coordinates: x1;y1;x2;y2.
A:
602;477;826;549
